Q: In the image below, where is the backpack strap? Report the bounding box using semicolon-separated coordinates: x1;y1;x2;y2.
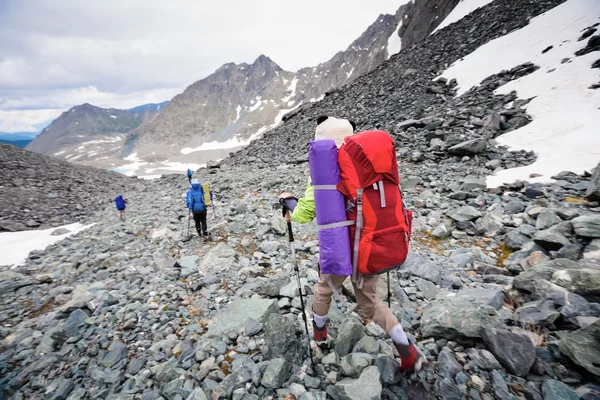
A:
326;275;354;314
317;220;354;231
313;185;338;190
352;188;364;283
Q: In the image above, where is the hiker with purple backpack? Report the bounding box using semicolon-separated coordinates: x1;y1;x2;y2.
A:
279;116;425;375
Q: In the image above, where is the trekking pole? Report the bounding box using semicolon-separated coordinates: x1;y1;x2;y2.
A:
387;272;391;308
280;197;313;366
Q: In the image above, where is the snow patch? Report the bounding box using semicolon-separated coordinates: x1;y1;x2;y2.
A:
137;175;162;180
282;77;299;103
438;0;600;187
432;0;495;35
54;151;65;156
234;105;241;123
346;68;355;78
0;223;94;267
110;115;117;119
248;97;262;112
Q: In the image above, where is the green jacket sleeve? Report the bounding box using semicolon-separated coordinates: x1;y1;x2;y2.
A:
292;178;316;224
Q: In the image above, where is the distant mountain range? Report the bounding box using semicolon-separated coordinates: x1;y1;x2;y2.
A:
0;132;38;141
27;0;460;168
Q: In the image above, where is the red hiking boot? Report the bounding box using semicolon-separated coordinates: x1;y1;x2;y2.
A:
312;319;328;345
395;342;426;375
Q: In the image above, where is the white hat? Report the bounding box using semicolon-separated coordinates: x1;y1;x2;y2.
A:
314;116;355;148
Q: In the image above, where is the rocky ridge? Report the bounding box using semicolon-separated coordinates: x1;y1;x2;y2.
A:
0;144;140;232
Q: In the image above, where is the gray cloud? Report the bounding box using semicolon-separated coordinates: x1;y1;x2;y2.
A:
0;0;403;131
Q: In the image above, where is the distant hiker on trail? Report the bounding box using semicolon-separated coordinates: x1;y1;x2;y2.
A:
115;195;127;221
279;116;425;375
187;169;193;184
186;179;208;240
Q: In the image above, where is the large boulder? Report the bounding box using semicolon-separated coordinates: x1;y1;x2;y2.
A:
421;290;504;341
399;253;442;284
585;161;600;200
572;215;600;238
205;299;278;337
482;328;536;377
513;259;600;302
532;230;570;251
541;379;580;400
515;300;560;327
326;366;382;400
559;319;600;377
261;358;291;389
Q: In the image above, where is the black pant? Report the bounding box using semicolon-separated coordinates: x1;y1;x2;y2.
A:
193;211;207;236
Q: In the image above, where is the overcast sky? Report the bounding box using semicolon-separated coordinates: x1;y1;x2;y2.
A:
0;0;403;133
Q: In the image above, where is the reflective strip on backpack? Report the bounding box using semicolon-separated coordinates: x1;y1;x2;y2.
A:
378;180;386;208
317;220;354;231
313;185;338;190
352;189;363;283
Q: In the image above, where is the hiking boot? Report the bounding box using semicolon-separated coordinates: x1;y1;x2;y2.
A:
395;342;426;375
312;319;328;345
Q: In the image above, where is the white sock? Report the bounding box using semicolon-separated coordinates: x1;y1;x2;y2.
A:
313;313;327;328
389;323;409;346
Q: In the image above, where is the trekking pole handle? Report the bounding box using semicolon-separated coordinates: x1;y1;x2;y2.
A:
287;220;294;242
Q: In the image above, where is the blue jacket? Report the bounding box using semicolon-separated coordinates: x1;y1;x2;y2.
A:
115;195;126;210
187;169;193;178
186;183;206;212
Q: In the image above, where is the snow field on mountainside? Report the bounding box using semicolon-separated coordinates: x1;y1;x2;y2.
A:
0;223;94;267
438;0;600;187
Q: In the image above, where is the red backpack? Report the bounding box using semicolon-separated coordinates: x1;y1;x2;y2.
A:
337;130;413;281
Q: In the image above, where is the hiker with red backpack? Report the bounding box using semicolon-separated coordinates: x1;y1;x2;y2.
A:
279;116;425;375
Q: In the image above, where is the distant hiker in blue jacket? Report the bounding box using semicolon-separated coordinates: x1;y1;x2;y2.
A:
187;169;193;184
186;179;208;240
115;195;127;221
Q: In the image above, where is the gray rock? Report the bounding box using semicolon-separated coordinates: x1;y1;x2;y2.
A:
261;358;291;389
49;378;74;400
352;336;379;355
100;341;128;368
178;255;199;277
400;253;442;284
198;243;236;272
505;224;537;250
415;278;439;300
270;216;287;236
374;355;402;385
535;209;559;230
213;368;252;399
572;215;600;238
533;230;570;251
505;200;525;214
559;319;600;377
448;139;487;156
438;349;462;379
465;348;502;370
265;313;302;362
50;227;70;236
245;317;262;336
585;161;600;200
482;328;536;377
0;271;34;295
476;213;505;237
326;366;382;400
431;222;452;239
335;319;365;357
541;379;579;400
421;292;503;340
340;353;374;377
448;206;482;222
438;378;461;400
279;278;308;298
186;389;208;400
156;363;186;383
205;298;278;337
36;325;67;355
461;176;486;191
64;309;89;337
515;300;560;326
514;259;600;302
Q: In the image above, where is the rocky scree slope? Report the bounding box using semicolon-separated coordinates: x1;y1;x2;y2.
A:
1;157;599;399
0;144;140;233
